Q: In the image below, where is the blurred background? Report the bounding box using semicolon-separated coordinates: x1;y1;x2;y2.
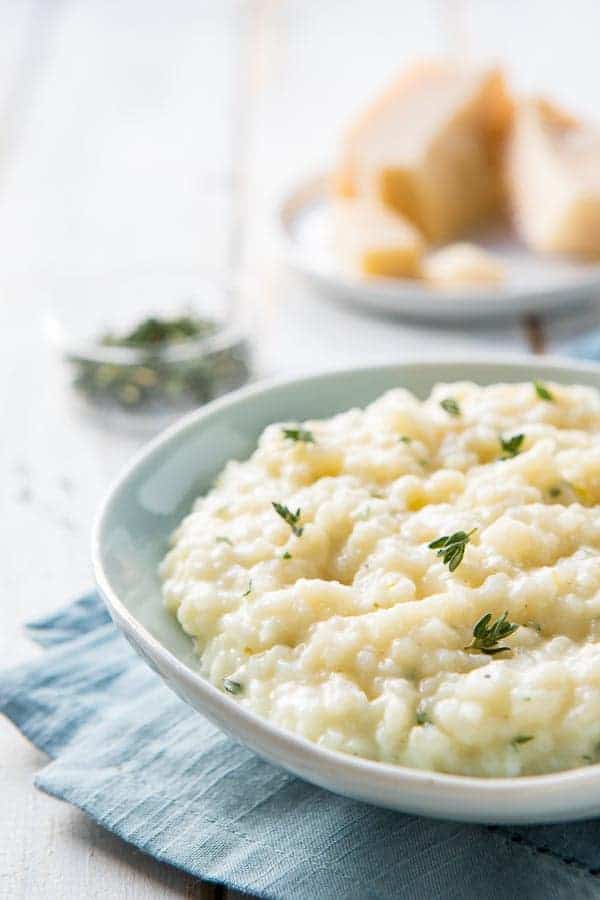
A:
4;1;600;396
3;1;600;895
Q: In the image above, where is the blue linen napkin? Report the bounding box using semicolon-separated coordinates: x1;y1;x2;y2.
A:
2;594;600;899
567;332;600;361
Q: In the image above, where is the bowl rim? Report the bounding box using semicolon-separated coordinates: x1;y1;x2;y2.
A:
92;353;600;809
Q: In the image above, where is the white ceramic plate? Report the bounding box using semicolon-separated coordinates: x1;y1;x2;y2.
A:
94;356;600;824
277;174;600;322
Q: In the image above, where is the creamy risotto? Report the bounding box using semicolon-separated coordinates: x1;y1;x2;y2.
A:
159;381;600;777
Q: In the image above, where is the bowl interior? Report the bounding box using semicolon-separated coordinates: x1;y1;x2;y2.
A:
98;357;600;674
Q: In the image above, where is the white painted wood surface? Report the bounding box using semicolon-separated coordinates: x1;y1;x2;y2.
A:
2;2;600;897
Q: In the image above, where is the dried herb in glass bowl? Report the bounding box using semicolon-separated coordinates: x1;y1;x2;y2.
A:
66;312;250;414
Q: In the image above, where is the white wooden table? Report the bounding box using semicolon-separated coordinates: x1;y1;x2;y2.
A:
2;2;600;897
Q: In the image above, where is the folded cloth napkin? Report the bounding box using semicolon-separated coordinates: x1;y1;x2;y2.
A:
2;595;600;899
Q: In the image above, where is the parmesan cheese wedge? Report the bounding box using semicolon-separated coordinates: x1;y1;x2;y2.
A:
506;99;600;259
333;198;424;278
424;242;504;287
334;61;512;243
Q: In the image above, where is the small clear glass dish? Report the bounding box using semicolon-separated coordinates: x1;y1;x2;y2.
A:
45;271;251;432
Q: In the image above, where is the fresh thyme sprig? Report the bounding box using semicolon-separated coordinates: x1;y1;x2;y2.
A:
223;678;243;695
242;579;252;597
500;433;525;460
511;734;533;746
440;397;460;417
428;528;476;572
534;381;554;402
282;427;315;443
465;611;519;655
272;502;303;536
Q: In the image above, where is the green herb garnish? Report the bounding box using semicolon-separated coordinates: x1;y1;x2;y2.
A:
282;428;315;444
440;397;460;417
428;528;476;572
465;611;519;655
272;502;303;537
223;678;243;695
548;486;561;498
511;734;534;746
281;551;292;560
216;536;233;546
416;709;431;725
399;435;412;444
500;433;525;460
534;381;554;402
242;579;252;597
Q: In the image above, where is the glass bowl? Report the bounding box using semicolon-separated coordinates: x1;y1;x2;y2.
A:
45;271;251;432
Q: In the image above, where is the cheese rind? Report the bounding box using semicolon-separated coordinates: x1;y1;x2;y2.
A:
334;61;512;243
506;99;600;260
333;198;424;279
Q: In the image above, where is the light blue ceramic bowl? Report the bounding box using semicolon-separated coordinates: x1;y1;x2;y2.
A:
94;355;600;824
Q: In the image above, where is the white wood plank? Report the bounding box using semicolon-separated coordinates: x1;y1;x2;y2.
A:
0;719;216;899
0;0;237;279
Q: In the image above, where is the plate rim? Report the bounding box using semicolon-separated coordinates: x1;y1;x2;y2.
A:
93;355;600;823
